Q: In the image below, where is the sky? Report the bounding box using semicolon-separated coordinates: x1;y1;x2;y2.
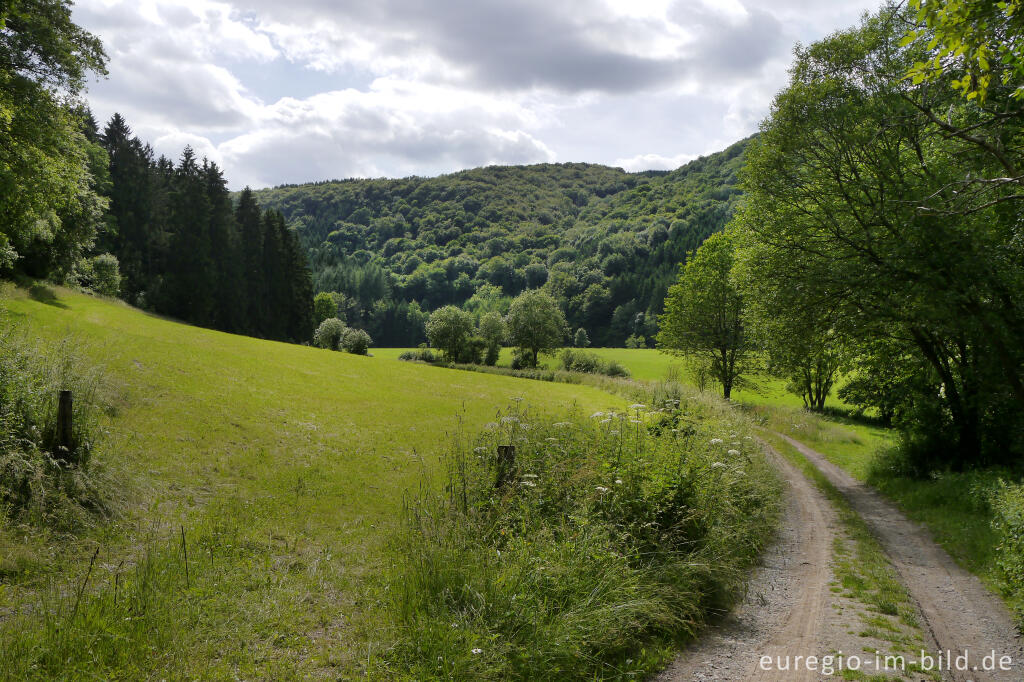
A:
73;0;880;189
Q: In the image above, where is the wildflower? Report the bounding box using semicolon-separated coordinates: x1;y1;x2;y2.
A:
600;418;612;424
629;403;646;410
590;411;604;419
711;462;726;470
472;648;483;655
521;480;537;488
630;418;642;424
519;423;530;430
744;435;752;440
595;486;609;493
473;446;487;454
484;422;498;430
615;479;623;485
521;473;538;479
545;437;558;442
610;430;619;435
553;422;572;428
501;416;519;424
710;438;724;445
728;449;740;456
511;397;524;402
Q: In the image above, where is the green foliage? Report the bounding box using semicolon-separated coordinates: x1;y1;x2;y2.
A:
341;327;371;355
478;311;506;366
624;333;647;349
312;291;336;325
506;289;568;368
658;232;751;400
384;398;779;679
312;317;346;350
0;1;108;278
0;320;106;530
738;5;1024;468
905;0;1024;102
991;481;1024;621
253;142;749;346
426;305;475;361
573;327;589;348
557;348;630;378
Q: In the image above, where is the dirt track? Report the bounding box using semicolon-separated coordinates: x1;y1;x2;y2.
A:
658;436;1023;681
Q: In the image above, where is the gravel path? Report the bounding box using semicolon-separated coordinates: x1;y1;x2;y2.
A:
782;434;1024;682
657;443;861;681
659;435;1024;681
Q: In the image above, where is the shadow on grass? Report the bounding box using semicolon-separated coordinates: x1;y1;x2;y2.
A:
26;282;68;308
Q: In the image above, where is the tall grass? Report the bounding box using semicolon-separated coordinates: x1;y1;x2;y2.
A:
0;321;110;532
379;388;781;680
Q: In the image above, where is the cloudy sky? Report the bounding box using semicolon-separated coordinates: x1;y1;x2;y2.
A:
74;0;879;189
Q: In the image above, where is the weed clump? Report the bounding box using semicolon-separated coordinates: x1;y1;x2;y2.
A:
0;323;108;531
383;392;780;679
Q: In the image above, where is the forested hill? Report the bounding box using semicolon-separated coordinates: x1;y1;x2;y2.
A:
253;137;749;346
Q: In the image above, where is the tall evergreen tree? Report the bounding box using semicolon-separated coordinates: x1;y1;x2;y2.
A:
162;147;215;324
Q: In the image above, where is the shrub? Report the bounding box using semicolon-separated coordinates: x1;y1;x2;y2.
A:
313;292;337;325
340;328;371;355
455;335;487;365
312;317;346;350
398;347;436;363
92;254;122;297
573;327;590;348
558;348;631;378
74;254;122;298
624;333;648;349
383;397;780;679
992;481;1024;620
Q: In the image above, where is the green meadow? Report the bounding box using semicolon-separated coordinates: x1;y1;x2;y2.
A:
0;285;626;679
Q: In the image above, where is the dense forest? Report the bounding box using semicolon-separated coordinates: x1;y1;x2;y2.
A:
4;105;313;341
254;140;747;346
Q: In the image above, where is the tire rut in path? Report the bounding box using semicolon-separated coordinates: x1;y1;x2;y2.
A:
780;434;1023;682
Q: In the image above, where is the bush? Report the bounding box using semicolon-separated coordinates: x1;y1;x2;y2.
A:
0;324;107;530
456;335;487;365
383;397;780;679
340;328;371;355
398;347;436;363
573;327;590;348
312;317;346;350
558;348;631;378
75;253;122;298
992;481;1024;620
624;333;648;349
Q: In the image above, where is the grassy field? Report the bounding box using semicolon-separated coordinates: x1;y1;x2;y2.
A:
0;285;627;679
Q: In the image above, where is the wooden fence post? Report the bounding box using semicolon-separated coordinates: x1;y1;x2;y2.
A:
58;389;74;463
495;445;516;489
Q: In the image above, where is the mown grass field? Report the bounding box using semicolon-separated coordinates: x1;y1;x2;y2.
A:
0;285;627;679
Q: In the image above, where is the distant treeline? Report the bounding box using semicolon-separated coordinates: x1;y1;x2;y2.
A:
254;141;748;347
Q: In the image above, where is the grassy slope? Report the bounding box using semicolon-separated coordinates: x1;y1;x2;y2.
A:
0;286;626;679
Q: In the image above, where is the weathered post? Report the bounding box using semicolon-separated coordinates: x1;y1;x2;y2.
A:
495;445;516;488
57;389;73;463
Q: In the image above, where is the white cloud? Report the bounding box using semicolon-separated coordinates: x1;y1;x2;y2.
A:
614;152;698;172
74;0;882;188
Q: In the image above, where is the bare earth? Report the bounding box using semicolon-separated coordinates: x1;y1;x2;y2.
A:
658;437;1023;681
